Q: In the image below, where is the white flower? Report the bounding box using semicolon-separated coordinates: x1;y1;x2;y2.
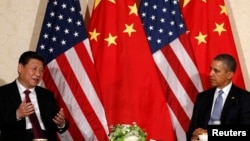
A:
109;123;147;141
124;136;139;141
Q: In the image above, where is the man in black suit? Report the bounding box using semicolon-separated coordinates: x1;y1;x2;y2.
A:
0;51;68;141
186;54;250;141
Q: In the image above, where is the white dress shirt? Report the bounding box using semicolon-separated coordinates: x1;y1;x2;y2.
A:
16;80;45;130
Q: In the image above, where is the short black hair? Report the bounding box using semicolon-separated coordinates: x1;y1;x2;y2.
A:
18;51;45;66
214;53;237;72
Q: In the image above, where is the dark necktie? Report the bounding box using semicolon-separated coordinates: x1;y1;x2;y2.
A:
209;90;224;125
24;90;45;139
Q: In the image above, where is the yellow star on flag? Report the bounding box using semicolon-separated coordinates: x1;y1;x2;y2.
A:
123;24;136;37
94;0;101;9
129;3;138;16
108;0;116;4
182;0;190;7
195;32;207;45
213;23;226;36
89;28;100;41
105;33;117;47
220;5;227;16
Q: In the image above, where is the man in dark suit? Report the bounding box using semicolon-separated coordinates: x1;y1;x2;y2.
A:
0;51;68;141
186;54;250;141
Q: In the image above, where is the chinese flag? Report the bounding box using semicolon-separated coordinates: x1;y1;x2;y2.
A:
88;0;175;140
181;0;245;90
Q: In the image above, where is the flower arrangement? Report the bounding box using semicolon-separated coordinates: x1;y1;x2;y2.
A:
109;123;147;141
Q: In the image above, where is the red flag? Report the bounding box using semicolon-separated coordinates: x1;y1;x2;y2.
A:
36;0;109;140
181;0;245;90
88;0;175;140
139;0;203;140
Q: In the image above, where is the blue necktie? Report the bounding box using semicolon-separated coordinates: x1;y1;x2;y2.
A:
209;90;223;124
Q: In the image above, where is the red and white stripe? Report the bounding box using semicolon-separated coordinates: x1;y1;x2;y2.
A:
153;35;203;141
41;39;109;141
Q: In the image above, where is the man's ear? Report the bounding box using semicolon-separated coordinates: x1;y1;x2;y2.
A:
227;71;234;80
18;63;23;73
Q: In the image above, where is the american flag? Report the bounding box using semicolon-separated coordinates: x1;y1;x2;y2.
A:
139;0;203;140
36;0;109;140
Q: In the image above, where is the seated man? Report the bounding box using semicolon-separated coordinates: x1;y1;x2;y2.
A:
186;54;250;141
0;51;68;141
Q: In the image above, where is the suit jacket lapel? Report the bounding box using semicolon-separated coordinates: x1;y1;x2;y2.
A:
9;81;23;108
220;84;237;121
7;81;26;128
204;88;216;124
35;87;44;112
